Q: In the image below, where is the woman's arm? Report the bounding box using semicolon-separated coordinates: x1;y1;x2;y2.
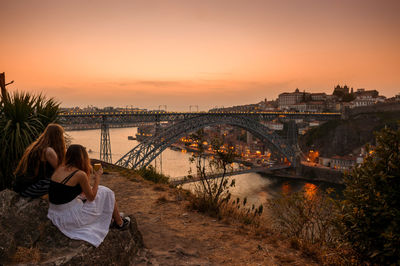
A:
78;168;101;201
45;147;59;169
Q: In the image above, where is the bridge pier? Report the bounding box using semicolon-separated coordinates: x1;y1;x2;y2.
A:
153;115;163;174
286;120;298;147
100;117;112;163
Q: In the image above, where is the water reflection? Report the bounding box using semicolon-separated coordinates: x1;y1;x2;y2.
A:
261;174;343;202
281;182;291;195
304;183;318;200
279;182;322;200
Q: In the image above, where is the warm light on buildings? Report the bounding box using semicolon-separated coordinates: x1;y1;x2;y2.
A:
308;150;320;163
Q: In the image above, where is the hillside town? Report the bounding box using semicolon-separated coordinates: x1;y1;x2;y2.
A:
210;85;393;113
62;85;399;173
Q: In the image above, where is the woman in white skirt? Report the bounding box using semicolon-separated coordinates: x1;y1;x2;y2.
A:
47;144;130;247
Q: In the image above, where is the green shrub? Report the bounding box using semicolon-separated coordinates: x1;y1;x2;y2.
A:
0;92;59;190
136;165;169;184
340;126;400;264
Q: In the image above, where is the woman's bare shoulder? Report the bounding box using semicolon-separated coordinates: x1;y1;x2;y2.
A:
45;147;56;154
44;147;57;159
75;170;89;181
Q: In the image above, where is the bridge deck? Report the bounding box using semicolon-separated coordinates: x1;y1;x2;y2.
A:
59;111;341;125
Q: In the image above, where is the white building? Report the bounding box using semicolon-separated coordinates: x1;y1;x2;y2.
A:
350;89;385;108
278;89;310;110
263;121;284;131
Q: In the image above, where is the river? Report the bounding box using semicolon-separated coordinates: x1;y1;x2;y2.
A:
67;127;343;207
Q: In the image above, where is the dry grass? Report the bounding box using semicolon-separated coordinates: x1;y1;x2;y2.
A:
120;169;348;265
156;195;169;204
153;184;167;191
173;187;191;202
12;246;41;264
218;201;263;227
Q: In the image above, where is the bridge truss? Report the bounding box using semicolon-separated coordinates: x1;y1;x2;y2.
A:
115;114;299;169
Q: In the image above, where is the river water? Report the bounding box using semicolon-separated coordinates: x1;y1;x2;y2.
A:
67;127;342;207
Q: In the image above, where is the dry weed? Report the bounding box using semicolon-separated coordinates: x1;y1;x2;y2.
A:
153;184;167;191
156;195;169;204
12;246;40;264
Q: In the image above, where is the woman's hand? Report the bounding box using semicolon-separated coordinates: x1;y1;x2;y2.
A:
94;165;103;178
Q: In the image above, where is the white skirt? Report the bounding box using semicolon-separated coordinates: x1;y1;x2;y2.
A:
47;185;115;247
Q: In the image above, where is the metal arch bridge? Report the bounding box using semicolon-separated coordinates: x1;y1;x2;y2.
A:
114;115;299;169
58;110;341;166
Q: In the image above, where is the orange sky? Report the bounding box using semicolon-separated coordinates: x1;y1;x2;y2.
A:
1;0;399;110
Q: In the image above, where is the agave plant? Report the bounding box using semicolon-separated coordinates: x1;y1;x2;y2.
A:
35;94;60;126
0;91;59;190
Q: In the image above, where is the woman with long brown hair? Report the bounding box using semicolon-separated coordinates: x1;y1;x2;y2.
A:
14;123;66;197
47;144;129;247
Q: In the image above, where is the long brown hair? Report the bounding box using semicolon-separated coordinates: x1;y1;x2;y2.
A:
64;144;91;175
15;123;66;176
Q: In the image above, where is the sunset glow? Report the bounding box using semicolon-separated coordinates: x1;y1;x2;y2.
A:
1;0;399;110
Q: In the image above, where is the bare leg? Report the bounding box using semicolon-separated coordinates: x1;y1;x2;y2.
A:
112;202;123;226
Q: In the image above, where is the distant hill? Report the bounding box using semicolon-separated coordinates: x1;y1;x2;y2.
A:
300;108;400;157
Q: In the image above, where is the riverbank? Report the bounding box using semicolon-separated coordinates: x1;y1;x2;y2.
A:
263;164;343;185
170;143;260;167
101;166;319;265
170;143;345;185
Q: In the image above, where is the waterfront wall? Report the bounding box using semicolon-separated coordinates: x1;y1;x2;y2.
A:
300;165;343;184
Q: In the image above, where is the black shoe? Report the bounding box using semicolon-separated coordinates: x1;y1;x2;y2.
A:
114;217;130;230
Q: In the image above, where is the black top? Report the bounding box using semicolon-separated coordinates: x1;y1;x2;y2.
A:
49;170;82;205
14;160;55;193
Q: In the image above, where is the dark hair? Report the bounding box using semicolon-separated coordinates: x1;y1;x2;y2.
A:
65;144;91;175
15;123;66;177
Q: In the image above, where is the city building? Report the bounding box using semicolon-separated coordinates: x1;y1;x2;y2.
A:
333;85;350;96
318;154;364;171
309;121;321;127
318;157;332;167
258;99;278;111
310;93;327;101
330;155;357;171
350;89;386;108
291;101;325;112
278;88;310;110
385;93;400;103
263;121;284;131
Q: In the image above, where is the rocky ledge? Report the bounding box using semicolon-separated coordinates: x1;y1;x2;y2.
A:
0;189;143;265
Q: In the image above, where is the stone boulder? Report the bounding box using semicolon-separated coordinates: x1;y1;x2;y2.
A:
0;189;143;265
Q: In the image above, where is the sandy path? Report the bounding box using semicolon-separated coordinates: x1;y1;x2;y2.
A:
101;171;316;266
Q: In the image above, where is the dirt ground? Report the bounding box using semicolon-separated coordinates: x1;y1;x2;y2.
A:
101;170;317;266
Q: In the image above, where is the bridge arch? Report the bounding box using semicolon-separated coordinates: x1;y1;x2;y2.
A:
115;115;298;169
